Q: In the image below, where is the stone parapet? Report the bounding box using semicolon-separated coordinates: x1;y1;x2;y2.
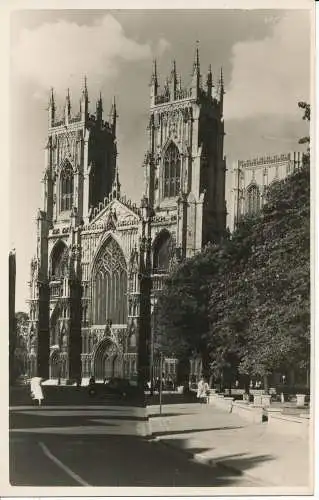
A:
208;394;234;413
267;412;310;437
231;401;264;423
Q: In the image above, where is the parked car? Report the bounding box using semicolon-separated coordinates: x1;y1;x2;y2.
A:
88;377;140;399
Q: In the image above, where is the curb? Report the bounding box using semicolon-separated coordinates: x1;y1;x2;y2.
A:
146;412;274;487
148;434;271;487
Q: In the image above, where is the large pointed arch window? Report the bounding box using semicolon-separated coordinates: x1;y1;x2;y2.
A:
153;231;174;272
247;184;261;215
51;240;69;280
92;238;128;326
60;161;74;212
163;143;181;198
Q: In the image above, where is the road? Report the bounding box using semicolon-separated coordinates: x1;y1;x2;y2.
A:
10;399;258;487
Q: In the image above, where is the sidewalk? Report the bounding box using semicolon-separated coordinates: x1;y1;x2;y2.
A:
147;403;311;488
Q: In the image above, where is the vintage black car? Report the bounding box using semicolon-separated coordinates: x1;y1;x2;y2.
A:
88;377;140;399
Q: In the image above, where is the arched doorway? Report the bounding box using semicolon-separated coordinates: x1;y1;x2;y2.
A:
92;337;120;381
50;349;60;379
28;354;37;378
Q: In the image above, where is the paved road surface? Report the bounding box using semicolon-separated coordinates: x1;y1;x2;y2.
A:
10;402;259;487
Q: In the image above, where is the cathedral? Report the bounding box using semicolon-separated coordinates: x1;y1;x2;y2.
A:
229;151;304;231
27;48;227;384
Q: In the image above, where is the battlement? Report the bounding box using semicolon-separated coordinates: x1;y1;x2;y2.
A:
238;152;303;169
48;80;117;134
152;74;223;107
49;107;114;132
150;45;224;109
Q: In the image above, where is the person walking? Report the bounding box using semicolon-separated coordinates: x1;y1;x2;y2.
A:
197;376;209;405
88;375;96;396
30;377;44;406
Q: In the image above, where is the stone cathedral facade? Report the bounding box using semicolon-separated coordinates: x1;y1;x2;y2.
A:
27;50;227;383
230;152;304;231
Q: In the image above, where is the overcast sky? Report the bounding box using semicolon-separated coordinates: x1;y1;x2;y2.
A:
9;8;310;311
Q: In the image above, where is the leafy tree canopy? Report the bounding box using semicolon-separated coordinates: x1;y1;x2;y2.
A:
155;163;310;385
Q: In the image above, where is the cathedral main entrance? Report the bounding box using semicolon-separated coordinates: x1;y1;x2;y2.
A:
92;337;122;381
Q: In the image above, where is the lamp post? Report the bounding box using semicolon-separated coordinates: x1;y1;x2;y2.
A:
159;352;163;415
58;322;62;386
149;308;155;396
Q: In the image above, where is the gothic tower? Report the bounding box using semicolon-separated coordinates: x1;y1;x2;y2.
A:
144;46;227;261
28;80;117;381
27;49;227;386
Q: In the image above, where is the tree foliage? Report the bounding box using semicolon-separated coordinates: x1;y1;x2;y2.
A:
154;164;310;385
237;166;310;378
298;101;310;148
154;244;221;369
10;311;29;383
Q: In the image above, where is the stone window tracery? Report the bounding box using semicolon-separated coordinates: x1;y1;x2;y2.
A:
51;241;69;280
153;231;174;272
163;143;181;198
92;238;127;325
247;184;261;215
60;161;74;212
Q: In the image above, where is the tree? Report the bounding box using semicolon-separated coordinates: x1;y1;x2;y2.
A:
238;165;310;386
154;243;226;378
155;102;310;391
298;101;310;152
11;312;29;382
207;164;310;390
207;218;257;389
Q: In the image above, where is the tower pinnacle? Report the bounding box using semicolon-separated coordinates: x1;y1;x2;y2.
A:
219;67;224;92
150;59;158;105
49;87;55;108
190;40;201;97
109;96;117;133
169;60;177;99
83;76;88;99
150;59;158;86
192;40;200;76
64;88;71;124
206;64;213;97
96;91;103;124
112;160;121;198
80;76;89;121
218;67;225;113
48;87;55;127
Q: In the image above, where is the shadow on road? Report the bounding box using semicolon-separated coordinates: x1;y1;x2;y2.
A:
10;431;273;487
9;404;273;487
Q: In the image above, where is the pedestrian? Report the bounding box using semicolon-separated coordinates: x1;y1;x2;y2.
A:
30;377;44;406
88;375;96;396
167;374;173;391
197;376;209;404
155;377;160;393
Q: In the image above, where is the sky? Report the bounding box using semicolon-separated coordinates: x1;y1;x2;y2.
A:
9;8;311;312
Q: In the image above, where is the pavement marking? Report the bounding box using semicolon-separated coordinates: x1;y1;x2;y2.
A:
38;441;91;486
10;409;146;417
10;405;140;411
11;425;142;435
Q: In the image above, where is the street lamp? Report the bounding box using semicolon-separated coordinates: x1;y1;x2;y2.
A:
159;352;164;415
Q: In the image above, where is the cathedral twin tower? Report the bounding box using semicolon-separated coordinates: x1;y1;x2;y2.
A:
27;48;227;383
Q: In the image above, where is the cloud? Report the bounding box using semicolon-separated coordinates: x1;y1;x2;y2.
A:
224;11;310;120
12;15;169;99
156;37;171;56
